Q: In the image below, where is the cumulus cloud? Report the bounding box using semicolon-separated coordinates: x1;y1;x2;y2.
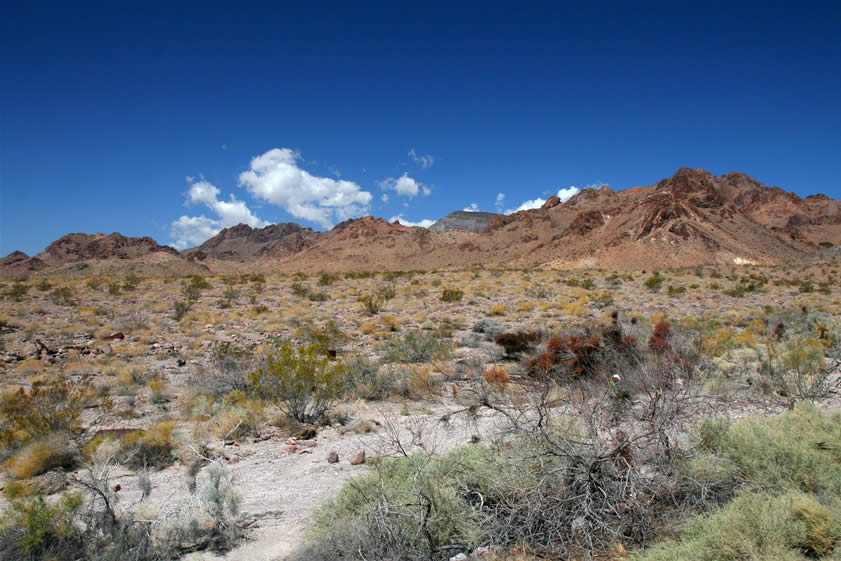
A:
239;148;372;229
170;216;222;249
505;198;546;214
495;193;505;213
408;148;434;168
503;185;594;215
557;186;582;202
463;203;480;212
378;172;430;199
389;214;435;228
170;177;269;249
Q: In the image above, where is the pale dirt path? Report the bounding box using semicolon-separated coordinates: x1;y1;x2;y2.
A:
108;402;504;561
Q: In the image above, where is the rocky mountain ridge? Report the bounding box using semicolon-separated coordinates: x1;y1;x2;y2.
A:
4;168;840;277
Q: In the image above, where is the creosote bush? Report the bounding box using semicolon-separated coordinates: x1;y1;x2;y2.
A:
380;330;449;363
0;380;84;455
250;340;346;424
440;287;464;302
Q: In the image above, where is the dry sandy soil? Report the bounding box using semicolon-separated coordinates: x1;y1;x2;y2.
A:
1;264;840;560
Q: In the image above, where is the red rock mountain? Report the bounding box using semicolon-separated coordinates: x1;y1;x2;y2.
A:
271;168;841;271
1;233;178;277
182;223;321;261
5;168;840;276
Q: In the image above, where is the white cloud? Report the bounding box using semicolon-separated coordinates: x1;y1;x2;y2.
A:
463;203;480;212
495;193;505;213
389;214;435;228
504;198;546;215
170;177;269;250
381;193;389;203
169;216;221;250
379;172;430;198
238;148;372;229
503;185;592;215
557;186;581;202
408;148;434;168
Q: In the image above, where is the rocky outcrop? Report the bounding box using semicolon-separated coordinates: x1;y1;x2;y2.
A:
541;196;561;210
36;233;177;266
182;223;321;260
429;211;500;234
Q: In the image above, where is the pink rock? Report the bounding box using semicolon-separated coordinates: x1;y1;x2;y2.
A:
283;445;300;454
349;449;366;465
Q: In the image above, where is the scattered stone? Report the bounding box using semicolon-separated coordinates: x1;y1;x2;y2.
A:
101;332;125;341
449;554;468;561
283;445;300;454
176;359;186;367
327;450;339;463
349;449;366;465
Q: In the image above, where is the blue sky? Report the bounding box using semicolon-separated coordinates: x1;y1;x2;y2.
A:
2;1;840;254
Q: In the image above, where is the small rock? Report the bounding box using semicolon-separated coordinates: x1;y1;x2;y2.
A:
283;445;300;454
349;449;366;465
297;439;317;448
177;359;186;367
327;450;339;464
449;554;468;561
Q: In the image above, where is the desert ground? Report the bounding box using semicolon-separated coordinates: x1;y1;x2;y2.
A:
1;263;841;560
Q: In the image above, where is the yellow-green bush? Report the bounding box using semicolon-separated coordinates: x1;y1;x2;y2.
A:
3;433;77;479
250;340;346;424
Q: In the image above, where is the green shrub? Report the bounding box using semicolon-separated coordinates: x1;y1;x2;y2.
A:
636;491;841;561
341;358;402;400
378;284;396;301
317;273;338;286
358;293;384;315
122;273;141;291
173;300;192;320
0;381;83;446
580;278;596;290
4;433;77;479
1;493;84;560
4;282;29;301
250;341;346;424
440;288;464;302
692;402;841;496
380;330;449;363
307;291;329;302
644;272;664;291
49;286;74;306
290;282;309;297
307;445;496;559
